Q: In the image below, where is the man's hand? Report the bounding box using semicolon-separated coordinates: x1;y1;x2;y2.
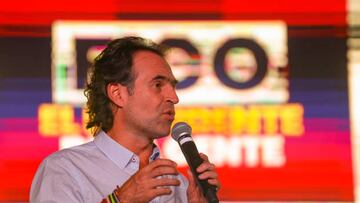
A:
187;153;220;203
115;159;180;203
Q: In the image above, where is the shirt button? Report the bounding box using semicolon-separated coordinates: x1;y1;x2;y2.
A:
131;157;136;162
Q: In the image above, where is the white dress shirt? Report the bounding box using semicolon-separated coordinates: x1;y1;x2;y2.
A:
30;131;188;203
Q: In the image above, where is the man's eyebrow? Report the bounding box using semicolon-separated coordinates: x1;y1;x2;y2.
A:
152;75;178;87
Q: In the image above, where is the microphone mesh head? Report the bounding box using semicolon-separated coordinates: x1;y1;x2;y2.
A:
171;122;192;141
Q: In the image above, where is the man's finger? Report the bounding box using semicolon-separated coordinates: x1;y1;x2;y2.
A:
199;153;209;162
196;162;216;173
207;179;221;189
150;187;173;197
151;166;179;178
150;177;181;188
146;159;177;171
198;170;218;180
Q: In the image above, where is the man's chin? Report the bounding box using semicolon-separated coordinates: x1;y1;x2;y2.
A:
150;121;173;138
154;127;171;139
152;133;169;141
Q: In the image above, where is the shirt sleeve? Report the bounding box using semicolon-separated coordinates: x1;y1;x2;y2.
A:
30;155;84;203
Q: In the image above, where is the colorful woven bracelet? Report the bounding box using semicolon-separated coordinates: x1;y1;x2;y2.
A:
107;192;118;203
113;187;120;201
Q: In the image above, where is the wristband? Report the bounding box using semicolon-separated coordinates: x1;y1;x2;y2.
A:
107;193;116;203
106;186;120;203
113;185;121;201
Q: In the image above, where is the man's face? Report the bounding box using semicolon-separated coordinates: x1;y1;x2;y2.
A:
122;50;179;139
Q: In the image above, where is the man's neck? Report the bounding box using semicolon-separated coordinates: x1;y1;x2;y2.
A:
107;129;154;168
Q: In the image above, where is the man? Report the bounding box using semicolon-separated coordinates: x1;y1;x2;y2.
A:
30;36;220;203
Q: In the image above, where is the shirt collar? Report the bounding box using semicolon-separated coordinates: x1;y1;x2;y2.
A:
94;131;161;169
150;144;160;161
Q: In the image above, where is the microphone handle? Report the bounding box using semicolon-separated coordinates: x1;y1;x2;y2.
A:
180;141;219;203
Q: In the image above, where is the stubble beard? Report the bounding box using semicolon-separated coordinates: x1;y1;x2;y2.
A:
127;117;172;141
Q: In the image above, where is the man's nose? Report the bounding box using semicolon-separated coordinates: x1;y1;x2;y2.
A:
167;86;179;104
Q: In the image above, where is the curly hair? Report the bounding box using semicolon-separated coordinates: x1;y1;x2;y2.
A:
84;36;167;135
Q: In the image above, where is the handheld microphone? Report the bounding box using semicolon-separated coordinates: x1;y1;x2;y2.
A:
171;122;219;203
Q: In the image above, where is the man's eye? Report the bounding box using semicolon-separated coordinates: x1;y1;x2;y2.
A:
155;82;162;88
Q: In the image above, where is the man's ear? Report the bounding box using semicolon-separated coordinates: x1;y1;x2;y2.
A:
106;83;128;107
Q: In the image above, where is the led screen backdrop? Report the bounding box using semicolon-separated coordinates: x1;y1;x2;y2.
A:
2;0;356;201
0;19;353;201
